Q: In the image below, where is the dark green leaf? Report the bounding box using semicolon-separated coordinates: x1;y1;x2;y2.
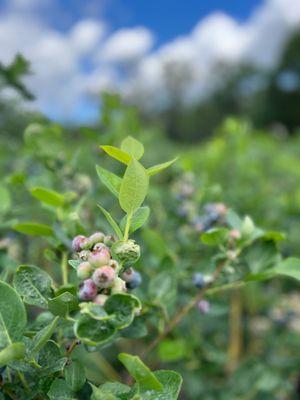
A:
65;360;86;392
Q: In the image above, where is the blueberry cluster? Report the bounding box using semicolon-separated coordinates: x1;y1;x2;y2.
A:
72;232;142;306
192;202;228;233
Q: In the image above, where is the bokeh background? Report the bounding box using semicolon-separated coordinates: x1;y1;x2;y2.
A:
1;0;300;399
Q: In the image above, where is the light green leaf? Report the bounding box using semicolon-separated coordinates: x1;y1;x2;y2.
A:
121;136;144;160
226;209;243;230
90;382;131;400
119;159;149;214
0;281;27;347
100;145;131;165
201;228;228;246
96;165;122;198
48;292;79;317
48;378;75;400
147;158;177;177
120;206;150;234
158;339;187;362
118;353;163;392
0;187;11;214
13;222;53;237
272;257;300;281
13;265;53;308
68;260;81;270
30;186;65;207
97;204;123;239
65;360;86;392
30;316;59;355
0;342;25;367
141;370;183;400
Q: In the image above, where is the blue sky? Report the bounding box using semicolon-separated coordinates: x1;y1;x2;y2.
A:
0;0;298;123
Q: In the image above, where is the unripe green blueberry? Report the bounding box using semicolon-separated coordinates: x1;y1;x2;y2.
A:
72;235;86;252
92;266;116;288
111;240;140;267
79;250;91;261
93;294;108;306
93;242;107;252
78;279;98;301
111;277;127;294
88;248;111;268
77;262;92;280
109;259;119;271
89;232;105;246
80;237;92;250
104;235;115;247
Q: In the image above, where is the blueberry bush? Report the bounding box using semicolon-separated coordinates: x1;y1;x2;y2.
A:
1;96;300;399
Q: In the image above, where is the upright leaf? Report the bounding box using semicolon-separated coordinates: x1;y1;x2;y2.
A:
119;159;149;214
0;281;27;347
96;165;122;198
30;316;59;355
147;158;177;176
97;204;123;239
0;343;25;367
118;353;163;392
100;145;131;165
120;206;150;234
30;187;65;207
13;265;53;308
272;257;300;281
65;361;86;392
121;136;144;160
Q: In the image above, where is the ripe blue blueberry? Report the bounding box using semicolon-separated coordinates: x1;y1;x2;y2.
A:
192;272;206;289
126;270;142;290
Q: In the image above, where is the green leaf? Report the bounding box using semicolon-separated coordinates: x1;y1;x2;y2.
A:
79;302;110;320
0;281;27;347
0;186;11;214
74;314;116;346
0;343;25;367
147;158;177;177
30;316;59;355
65;360;86;392
13;265;53;308
68;259;81;270
97;204;123;239
120;206;150;234
104;293;141;329
47;378;75;400
121;317;148;339
121;136;144;160
30;186;65;207
158;339;187;362
119;158;149;214
201;228;228;246
13;222;53;236
90;382;131;400
141;370;183;400
148;272;177;305
118;353;163;392
226;209;243;230
38;340;67;376
100;145;131;165
272;257;300;281
48;292;79;317
96;165;122;198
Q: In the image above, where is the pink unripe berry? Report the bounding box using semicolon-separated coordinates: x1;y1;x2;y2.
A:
93;242;106;252
93;294;108;306
198;300;210;314
89;232;105;246
78;279;98;301
88;248;111;268
72;235;86;252
229;229;241;240
92;266;116;288
121;267;134;282
77;262;92;280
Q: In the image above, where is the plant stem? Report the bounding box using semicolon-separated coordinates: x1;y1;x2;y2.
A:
123;212;132;241
18;371;29;392
61;251;68;285
142;260;226;358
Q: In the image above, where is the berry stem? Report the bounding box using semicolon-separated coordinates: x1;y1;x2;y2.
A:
61;251;68;285
123;212;132;241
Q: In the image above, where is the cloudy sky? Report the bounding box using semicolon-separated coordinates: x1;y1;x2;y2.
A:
0;0;300;123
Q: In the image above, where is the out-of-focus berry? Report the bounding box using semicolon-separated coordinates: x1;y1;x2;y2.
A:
77;262;92;280
126;271;142;290
193;273;206;289
88;248;111;268
93;294;108;306
72;235;86;252
229;229;241;240
92;266;115;288
198;300;210;314
112;240;140;267
78;279;98;301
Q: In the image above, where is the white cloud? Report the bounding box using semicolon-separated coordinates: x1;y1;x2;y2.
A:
101;27;154;64
0;0;300;121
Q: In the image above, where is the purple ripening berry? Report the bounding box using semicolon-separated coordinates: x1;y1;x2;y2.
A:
197;300;210;314
88;247;111;268
72;235;86;252
92;266;116;288
78;279;98;301
77;262;92;280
